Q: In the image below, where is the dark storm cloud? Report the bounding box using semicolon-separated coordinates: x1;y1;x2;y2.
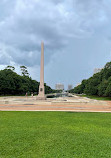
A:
0;0;69;66
0;0;110;66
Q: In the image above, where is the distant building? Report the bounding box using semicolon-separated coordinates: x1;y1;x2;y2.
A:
68;85;73;90
94;68;102;74
55;84;64;90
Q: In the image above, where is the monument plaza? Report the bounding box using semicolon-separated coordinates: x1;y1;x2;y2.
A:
0;42;111;112
0;95;111;112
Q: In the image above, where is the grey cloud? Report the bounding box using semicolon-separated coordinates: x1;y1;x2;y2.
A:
75;0;104;11
0;0;111;67
0;0;15;21
0;44;12;65
0;0;68;66
0;54;10;65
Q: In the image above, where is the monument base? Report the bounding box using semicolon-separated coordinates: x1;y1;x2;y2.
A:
36;95;46;100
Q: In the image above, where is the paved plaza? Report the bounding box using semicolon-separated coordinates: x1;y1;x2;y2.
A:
0;95;111;112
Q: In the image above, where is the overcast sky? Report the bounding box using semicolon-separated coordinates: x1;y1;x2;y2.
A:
0;0;111;89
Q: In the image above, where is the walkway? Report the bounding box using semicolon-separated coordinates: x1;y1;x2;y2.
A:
0;96;111;112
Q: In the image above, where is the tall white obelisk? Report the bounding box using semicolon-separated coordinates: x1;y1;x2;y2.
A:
37;42;46;100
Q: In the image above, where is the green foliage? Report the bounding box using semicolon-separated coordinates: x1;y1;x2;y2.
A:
5;65;15;71
44;83;56;94
0;112;111;158
69;80;87;94
80;94;111;100
71;61;111;97
105;83;111;97
0;68;53;95
98;80;108;96
69;84;83;94
20;66;29;76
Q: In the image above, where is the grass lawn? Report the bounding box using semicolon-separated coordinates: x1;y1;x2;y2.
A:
80;95;111;101
0;112;111;158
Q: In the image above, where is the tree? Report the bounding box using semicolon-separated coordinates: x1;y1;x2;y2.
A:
98;80;108;96
5;66;15;71
105;83;111;97
0;68;53;96
20;66;29;76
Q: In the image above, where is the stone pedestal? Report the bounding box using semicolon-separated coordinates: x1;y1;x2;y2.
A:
36;96;46;100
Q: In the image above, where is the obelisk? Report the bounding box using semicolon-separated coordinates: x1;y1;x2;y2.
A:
37;42;46;100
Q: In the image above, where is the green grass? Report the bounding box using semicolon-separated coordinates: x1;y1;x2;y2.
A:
0;112;111;158
80;95;111;101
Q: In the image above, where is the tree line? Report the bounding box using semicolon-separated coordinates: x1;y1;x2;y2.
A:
0;66;55;95
69;61;111;97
